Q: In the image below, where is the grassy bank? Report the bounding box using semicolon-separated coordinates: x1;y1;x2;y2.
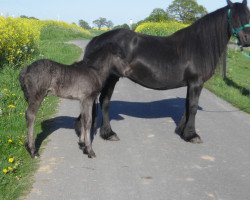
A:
205;49;250;113
0;25;84;200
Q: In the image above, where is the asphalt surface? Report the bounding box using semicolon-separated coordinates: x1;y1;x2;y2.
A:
26;40;250;200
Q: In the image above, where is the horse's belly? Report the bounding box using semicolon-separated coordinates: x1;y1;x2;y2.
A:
126;64;186;90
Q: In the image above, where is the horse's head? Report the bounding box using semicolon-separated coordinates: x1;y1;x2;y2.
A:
227;0;250;47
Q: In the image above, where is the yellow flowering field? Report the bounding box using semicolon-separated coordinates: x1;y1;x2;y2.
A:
0;17;40;65
135;21;189;36
0;17;90;66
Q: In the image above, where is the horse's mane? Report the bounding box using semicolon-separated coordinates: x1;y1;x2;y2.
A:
170;5;230;81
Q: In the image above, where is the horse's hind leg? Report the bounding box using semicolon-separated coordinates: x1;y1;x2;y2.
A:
99;75;120;141
25;96;44;157
178;79;203;143
79;97;96;158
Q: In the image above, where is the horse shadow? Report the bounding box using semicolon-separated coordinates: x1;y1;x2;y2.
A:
35;97;203;152
108;98;186;124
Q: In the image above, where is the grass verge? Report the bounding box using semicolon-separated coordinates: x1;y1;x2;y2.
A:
205;49;250;113
0;25;84;200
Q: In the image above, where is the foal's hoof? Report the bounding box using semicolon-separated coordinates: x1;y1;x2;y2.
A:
25;143;39;158
88;150;96;158
83;147;96;158
107;134;120;141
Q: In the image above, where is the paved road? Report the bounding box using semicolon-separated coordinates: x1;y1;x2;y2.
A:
26;40;250;200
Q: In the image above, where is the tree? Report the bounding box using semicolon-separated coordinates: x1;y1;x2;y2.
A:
93;17;107;29
106;20;114;29
113;23;130;30
20;15;38;20
145;8;170;22
167;0;207;23
78;19;91;29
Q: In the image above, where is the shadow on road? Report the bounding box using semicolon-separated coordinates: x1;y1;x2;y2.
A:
35;116;76;152
108;98;185;125
35;97;203;152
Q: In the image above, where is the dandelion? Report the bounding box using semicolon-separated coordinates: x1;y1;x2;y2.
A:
8;167;13;171
3;169;8;174
8;139;13;143
8;104;16;109
8;157;15;163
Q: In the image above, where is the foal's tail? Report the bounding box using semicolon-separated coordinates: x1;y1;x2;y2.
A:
19;67;29;102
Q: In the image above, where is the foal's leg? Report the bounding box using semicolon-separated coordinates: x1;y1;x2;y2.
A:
99;75;120;141
25;97;44;157
180;79;203;143
79;98;96;158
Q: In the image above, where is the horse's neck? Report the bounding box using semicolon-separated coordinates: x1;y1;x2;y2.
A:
193;7;230;60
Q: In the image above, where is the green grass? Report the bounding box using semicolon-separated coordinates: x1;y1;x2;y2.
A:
205;49;250;113
0;25;84;200
40;25;91;41
88;29;107;37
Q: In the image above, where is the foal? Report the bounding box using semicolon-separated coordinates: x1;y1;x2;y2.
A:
20;43;127;158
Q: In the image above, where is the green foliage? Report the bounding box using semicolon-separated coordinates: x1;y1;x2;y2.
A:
93;17;114;29
145;8;170;22
135;21;189;36
78;19;91;29
113;23;130;30
106;20;114;29
167;0;207;23
93;17;107;29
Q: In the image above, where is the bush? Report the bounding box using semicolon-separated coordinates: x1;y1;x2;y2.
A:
0;17;40;66
135;21;189;36
0;17;91;68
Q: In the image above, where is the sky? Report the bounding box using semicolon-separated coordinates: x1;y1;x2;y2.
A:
0;0;248;26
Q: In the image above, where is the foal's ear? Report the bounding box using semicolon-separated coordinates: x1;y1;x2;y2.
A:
227;0;233;7
242;0;247;5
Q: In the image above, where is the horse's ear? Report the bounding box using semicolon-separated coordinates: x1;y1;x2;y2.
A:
242;0;247;5
227;0;233;7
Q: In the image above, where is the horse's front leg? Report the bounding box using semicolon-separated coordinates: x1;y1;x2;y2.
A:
180;79;203;143
99;75;120;141
79;97;96;158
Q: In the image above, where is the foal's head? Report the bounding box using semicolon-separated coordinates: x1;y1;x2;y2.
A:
227;0;250;47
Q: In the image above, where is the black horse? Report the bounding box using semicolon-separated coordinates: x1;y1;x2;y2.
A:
82;0;250;143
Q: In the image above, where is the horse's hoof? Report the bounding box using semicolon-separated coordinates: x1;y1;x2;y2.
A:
107;134;120;141
189;136;203;144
